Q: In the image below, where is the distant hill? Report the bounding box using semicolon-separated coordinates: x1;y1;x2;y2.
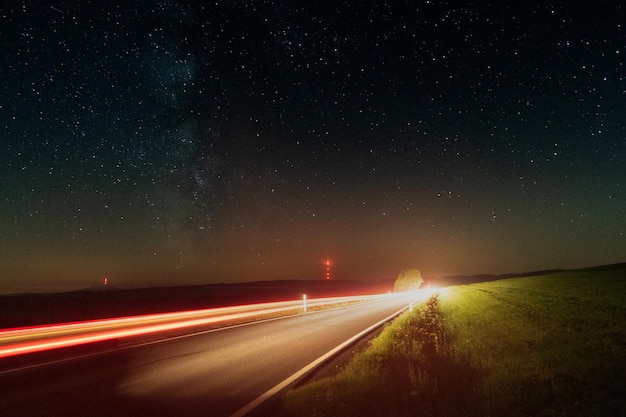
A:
0;279;394;329
424;262;626;287
424;269;562;287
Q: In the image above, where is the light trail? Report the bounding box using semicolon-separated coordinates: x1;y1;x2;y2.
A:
0;294;392;359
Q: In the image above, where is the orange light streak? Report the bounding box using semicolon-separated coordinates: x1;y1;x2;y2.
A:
0;294;388;359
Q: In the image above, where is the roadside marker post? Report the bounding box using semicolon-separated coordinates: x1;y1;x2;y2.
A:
303;294;307;313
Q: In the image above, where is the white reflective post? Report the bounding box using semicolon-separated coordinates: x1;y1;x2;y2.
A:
303;294;307;313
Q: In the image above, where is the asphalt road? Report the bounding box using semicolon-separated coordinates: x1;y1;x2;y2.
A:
0;294;387;359
0;292;417;417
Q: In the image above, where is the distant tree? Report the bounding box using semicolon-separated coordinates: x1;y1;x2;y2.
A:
393;268;423;292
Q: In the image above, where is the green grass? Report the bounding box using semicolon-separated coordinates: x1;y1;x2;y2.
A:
280;296;481;417
439;265;626;416
279;264;626;417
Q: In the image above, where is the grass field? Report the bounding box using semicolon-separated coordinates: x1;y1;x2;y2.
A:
279;264;626;417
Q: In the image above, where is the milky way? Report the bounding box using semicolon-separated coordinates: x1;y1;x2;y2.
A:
1;1;624;292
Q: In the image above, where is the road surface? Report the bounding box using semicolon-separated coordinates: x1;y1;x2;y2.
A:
0;294;385;359
0;292;421;417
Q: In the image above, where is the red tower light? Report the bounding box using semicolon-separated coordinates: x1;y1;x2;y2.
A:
324;259;332;280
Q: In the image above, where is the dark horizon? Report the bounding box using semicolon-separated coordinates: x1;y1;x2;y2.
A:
3;261;625;297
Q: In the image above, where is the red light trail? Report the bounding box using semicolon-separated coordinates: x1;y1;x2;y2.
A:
0;294;386;359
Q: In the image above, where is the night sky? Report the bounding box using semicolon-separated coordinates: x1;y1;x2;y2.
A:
1;1;625;293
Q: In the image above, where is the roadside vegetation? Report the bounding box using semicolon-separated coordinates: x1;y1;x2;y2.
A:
279;264;626;416
280;295;482;417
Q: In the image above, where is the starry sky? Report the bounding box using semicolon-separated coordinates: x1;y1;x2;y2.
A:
1;1;625;293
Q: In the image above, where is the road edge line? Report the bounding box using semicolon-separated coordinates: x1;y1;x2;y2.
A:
227;305;408;417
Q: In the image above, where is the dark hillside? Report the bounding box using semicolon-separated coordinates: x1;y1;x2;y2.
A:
0;279;394;329
426;269;565;287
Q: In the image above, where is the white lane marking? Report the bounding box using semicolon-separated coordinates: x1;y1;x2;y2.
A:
228;305;409;417
0;298;387;376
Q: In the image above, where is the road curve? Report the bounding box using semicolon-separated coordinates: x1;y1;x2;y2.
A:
0;292;423;417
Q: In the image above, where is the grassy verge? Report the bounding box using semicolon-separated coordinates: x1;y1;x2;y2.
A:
280;296;482;417
439;265;626;416
279;264;626;417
